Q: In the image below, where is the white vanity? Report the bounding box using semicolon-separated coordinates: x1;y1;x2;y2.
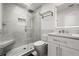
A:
48;33;79;56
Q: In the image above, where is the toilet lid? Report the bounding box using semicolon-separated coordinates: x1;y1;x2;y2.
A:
34;41;45;46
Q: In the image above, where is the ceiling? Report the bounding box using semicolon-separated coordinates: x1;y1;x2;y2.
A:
17;3;79;12
25;3;63;10
18;3;45;11
18;3;63;10
56;3;79;12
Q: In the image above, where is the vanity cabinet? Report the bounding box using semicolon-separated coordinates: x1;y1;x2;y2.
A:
48;36;62;56
48;43;60;56
48;35;79;56
61;46;79;56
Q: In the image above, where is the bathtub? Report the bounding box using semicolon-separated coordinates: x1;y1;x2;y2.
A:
6;43;35;56
0;39;15;56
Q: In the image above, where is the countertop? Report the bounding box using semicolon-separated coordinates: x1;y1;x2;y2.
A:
48;33;79;40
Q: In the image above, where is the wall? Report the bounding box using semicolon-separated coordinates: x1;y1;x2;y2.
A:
2;3;32;48
40;4;57;31
33;4;57;42
40;4;57;42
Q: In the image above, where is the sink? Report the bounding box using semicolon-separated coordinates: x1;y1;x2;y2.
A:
71;34;79;37
0;39;15;48
49;32;71;35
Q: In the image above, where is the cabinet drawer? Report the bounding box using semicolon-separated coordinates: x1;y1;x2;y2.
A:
62;46;79;56
48;36;59;44
48;36;79;50
61;38;79;50
48;36;67;45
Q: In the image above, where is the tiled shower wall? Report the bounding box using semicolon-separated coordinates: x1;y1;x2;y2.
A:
2;3;32;48
0;4;2;30
0;4;2;41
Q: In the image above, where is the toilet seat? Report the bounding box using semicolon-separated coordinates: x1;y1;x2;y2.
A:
34;41;46;46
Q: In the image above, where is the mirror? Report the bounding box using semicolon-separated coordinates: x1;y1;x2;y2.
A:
57;3;79;28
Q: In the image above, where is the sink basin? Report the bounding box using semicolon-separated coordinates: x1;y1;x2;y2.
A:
0;39;15;48
71;34;79;37
49;32;72;36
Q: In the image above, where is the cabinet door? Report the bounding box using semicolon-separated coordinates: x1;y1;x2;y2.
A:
62;47;79;56
48;43;59;56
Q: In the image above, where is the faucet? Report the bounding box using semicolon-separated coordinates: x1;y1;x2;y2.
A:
58;29;65;34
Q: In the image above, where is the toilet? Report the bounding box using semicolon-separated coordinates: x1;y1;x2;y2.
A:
33;34;48;56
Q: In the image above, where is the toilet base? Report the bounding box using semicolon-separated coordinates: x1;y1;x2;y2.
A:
34;41;48;56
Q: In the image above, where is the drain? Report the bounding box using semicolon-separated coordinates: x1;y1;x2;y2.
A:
23;48;26;50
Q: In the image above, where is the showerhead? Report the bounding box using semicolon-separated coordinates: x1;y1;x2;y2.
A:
28;9;34;13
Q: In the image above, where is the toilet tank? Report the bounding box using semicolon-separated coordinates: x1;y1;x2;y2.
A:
41;34;48;42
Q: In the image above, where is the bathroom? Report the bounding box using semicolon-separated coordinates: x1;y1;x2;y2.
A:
1;3;79;56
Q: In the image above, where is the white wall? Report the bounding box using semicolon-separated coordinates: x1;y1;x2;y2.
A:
40;4;57;42
40;4;57;30
40;4;56;34
2;3;32;48
33;4;57;42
